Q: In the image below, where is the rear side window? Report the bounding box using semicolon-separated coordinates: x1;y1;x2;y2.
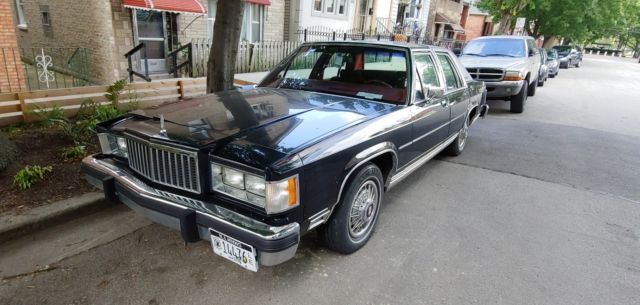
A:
436;54;462;90
414;54;440;88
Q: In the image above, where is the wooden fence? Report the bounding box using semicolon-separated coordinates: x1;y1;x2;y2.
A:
192;40;302;76
0;78;214;126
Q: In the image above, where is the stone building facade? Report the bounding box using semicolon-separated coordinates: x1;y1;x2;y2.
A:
10;0;287;86
0;0;26;92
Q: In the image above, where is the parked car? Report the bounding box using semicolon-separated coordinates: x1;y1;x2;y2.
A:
537;48;549;87
459;35;541;113
81;41;488;271
546;49;560;78
553;45;582;68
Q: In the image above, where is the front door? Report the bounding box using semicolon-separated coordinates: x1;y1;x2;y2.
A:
135;10;167;74
407;51;451;160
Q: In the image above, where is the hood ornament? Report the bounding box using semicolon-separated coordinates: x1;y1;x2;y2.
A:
159;114;167;135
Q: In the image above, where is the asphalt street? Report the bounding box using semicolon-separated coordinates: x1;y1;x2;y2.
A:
1;54;639;305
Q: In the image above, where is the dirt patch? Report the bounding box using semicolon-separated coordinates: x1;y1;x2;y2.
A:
0;127;99;214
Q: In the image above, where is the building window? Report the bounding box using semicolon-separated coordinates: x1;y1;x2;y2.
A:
207;0;218;40
325;0;334;13
313;0;348;17
14;0;27;28
337;0;346;15
41;11;51;26
241;4;264;42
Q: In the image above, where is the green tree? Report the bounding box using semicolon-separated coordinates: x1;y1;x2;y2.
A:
478;0;531;34
206;0;246;93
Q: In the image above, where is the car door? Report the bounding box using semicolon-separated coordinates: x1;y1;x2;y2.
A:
403;51;450;161
435;51;468;136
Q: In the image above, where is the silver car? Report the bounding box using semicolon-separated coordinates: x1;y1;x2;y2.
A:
546;49;560;78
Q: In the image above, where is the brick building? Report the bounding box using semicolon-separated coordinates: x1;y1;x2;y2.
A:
0;0;26;92
461;5;493;41
9;0;285;85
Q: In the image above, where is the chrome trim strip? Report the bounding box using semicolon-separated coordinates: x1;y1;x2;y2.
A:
413;121;450;143
308;208;331;230
399;120;450;151
83;156;299;241
332;148;398;208
451;112;466;123
388;132;459;189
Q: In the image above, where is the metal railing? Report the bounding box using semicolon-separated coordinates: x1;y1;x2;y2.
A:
124;43;151;82
0;47;92;92
167;43;193;78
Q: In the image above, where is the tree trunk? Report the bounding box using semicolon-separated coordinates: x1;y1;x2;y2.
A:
542;36;558;48
497;12;513;35
206;0;245;93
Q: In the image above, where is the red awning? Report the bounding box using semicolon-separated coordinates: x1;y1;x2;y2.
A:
123;0;206;15
246;0;271;5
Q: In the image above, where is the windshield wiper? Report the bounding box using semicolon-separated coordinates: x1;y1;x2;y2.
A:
462;53;485;57
483;53;518;58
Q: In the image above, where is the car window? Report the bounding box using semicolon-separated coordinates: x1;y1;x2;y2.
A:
414;54;440;89
527;40;537;55
322;53;347;80
436;53;461;90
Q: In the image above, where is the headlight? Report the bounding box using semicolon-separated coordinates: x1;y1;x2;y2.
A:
503;71;524;81
222;168;244;189
98;133;128;158
211;162;299;214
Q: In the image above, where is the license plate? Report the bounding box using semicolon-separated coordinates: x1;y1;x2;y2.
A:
210;229;258;272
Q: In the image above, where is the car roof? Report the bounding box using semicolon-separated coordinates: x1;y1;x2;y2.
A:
300;40;441;51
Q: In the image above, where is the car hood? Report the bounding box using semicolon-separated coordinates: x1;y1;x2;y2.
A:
110;88;396;167
459;56;528;70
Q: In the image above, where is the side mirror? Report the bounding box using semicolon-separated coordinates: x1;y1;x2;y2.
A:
529;49;536;57
427;87;444;99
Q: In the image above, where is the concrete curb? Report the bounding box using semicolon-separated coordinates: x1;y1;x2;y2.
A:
0;192;109;244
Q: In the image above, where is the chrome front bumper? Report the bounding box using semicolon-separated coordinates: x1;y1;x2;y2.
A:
485;80;524;98
81;155;299;267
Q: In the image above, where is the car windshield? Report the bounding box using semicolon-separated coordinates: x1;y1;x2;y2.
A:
547;50;557;59
461;38;526;57
553;46;572;53
260;45;409;104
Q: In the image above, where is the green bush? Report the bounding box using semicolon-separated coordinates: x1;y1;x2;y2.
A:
14;165;53;190
0;132;18;172
31;105;67;127
61;144;86;160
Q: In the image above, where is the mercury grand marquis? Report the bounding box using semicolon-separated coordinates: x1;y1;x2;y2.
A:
81;41;488;271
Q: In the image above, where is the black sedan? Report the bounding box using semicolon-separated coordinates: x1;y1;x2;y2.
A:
81;41;488;271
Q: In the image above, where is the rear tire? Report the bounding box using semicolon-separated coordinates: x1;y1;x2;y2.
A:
527;78;537;96
510;81;527;113
537;76;545;87
445;115;469;156
319;163;383;254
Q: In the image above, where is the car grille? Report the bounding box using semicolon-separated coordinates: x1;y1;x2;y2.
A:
126;138;200;193
466;68;504;81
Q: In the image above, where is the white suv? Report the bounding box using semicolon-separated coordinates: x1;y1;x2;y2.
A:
458;36;541;113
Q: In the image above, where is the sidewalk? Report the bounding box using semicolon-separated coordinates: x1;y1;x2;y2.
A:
234;71;269;84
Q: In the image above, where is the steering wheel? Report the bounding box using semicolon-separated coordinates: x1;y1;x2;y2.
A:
364;80;393;88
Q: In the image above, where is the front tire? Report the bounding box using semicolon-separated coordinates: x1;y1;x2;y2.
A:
510;80;528;113
319;163;384;254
